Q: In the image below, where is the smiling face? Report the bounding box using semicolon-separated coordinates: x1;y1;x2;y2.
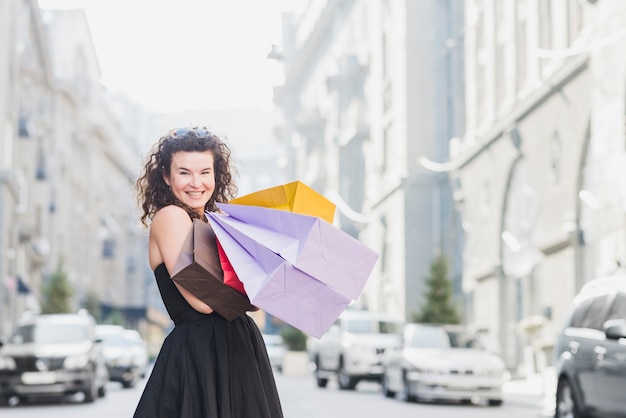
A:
164;151;216;216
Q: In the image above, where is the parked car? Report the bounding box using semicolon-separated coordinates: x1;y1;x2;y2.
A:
262;334;287;372
95;325;140;388
123;329;149;379
310;310;403;390
381;323;505;406
0;312;109;405
554;275;626;418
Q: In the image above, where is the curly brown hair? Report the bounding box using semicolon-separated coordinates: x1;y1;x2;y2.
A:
136;127;238;227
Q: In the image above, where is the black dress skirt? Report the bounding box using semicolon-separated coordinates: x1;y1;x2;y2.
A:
133;263;283;418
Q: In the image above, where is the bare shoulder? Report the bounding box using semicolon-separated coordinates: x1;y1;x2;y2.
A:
150;206;192;244
150;206;193;271
152;205;190;226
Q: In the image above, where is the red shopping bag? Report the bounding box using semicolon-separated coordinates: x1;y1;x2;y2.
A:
216;238;247;296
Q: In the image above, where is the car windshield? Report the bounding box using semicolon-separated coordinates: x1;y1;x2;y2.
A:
263;336;283;346
447;330;483;349
409;327;483;349
345;319;400;334
11;323;88;344
99;332;129;347
410;327;450;348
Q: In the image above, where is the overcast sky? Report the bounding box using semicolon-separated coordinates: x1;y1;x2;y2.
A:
38;0;308;112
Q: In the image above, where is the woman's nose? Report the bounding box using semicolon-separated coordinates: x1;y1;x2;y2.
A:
190;174;201;186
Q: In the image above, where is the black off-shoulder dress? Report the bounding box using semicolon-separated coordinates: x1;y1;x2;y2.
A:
133;263;283;418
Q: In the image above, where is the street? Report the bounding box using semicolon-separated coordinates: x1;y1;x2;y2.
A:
0;370;545;418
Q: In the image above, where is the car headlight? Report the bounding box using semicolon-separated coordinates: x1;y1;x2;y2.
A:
64;353;90;369
0;356;16;370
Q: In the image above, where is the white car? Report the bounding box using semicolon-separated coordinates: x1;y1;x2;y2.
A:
381;323;505;406
95;325;140;388
262;334;286;372
123;329;149;379
310;310;403;390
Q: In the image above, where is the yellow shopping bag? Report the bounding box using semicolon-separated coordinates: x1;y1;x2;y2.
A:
230;181;336;224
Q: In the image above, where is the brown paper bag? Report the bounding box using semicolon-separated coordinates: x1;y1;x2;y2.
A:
171;219;254;320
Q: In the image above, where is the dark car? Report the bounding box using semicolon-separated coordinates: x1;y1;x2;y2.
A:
554;275;626;418
0;312;109;405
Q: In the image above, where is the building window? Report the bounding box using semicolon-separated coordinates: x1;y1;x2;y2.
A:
515;0;529;91
36;148;47;180
494;0;508;107
538;0;553;71
18;115;32;138
475;8;487;125
102;239;116;259
567;0;583;46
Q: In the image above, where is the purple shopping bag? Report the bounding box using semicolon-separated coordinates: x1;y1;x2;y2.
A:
207;211;352;338
214;203;379;301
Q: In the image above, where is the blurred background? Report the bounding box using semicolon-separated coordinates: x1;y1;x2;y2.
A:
0;0;622;392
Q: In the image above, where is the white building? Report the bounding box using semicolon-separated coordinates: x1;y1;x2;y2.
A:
274;0;465;320
0;1;148;336
448;0;626;376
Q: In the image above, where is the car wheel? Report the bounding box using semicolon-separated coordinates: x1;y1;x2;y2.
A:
83;380;98;403
315;371;329;388
401;373;417;403
488;399;502;406
98;384;106;398
556;377;583;418
381;374;396;398
337;363;358;390
314;356;328;388
122;375;138;389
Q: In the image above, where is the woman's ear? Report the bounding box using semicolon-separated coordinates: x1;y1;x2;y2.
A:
162;167;170;186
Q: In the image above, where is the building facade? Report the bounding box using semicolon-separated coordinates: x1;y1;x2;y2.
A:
445;0;626;376
277;0;626;380
274;0;465;320
0;0;148;337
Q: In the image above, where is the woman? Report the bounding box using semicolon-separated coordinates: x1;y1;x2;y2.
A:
134;127;283;417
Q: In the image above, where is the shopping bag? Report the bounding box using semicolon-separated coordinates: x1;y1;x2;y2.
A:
170;219;255;321
230;180;336;224
214;203;378;301
216;238;247;296
207;212;352;338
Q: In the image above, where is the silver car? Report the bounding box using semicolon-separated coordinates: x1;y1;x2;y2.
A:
123;329;149;379
381;323;505;406
95;325;141;388
262;334;286;372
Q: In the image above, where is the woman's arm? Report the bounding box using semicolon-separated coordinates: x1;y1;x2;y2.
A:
150;205;214;314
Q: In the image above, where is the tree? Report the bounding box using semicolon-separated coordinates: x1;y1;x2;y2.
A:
40;262;74;314
280;325;307;351
413;255;460;324
106;309;126;326
83;292;102;322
